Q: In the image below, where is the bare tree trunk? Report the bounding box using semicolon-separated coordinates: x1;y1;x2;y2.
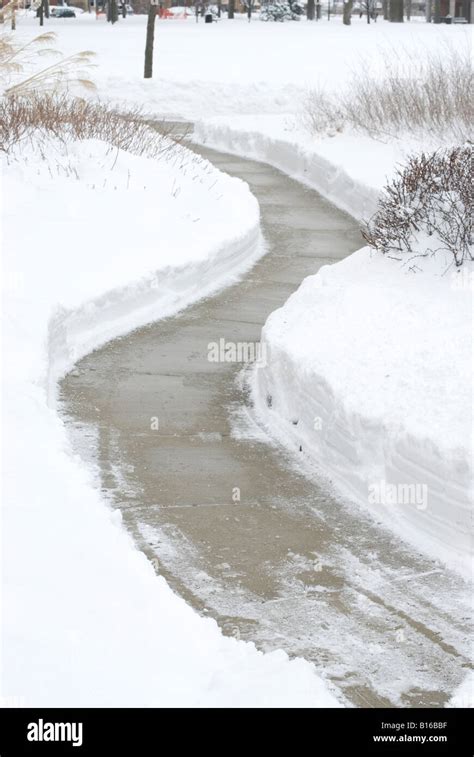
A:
144;5;156;78
44;0;50;18
39;0;44;25
11;7;16;29
425;0;432;20
217;0;221;16
307;0;315;19
389;0;404;19
432;0;441;21
247;1;252;20
343;0;353;23
383;0;388;17
108;0;118;22
228;0;234;18
316;1;322;17
405;0;411;18
366;1;371;21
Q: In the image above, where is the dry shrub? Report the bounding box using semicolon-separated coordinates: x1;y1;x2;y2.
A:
362;145;473;268
0;31;189;158
303;45;473;142
0;93;188;156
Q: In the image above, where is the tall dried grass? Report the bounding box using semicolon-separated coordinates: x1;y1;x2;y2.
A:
0;93;188;156
0;31;187;157
303;45;473;142
0;30;95;95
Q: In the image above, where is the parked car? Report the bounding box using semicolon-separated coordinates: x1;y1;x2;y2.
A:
54;7;76;16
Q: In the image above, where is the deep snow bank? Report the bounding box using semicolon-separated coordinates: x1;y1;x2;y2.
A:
1;137;340;706
447;671;474;708
194;115;386;220
251;249;473;580
194;116;473;580
193;115;458;223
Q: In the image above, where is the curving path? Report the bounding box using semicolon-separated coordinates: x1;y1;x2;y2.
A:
60;141;471;707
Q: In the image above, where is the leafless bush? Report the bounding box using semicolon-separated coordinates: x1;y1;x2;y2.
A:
362;145;473;267
0;93;186;156
303;45;473;141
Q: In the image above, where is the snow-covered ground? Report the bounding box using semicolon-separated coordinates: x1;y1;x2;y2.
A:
1;136;342;706
195;114;386;219
7;13;472;118
2;13;472;706
447;670;474;708
251;248;473;579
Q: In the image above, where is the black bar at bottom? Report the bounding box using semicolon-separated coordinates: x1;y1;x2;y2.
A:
0;707;471;754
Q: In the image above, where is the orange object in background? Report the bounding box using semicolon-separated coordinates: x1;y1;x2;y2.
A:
159;7;188;18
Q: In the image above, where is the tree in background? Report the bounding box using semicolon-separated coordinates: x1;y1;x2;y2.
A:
343;0;353;24
358;0;377;22
389;0;404;20
144;3;156;78
228;0;235;18
307;0;315;19
107;0;119;22
242;0;256;20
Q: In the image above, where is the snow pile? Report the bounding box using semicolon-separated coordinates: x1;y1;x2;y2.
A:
194;114;467;222
447;671;474;708
251;247;473;579
1;137;340;706
2;137;263;391
194;114;390;219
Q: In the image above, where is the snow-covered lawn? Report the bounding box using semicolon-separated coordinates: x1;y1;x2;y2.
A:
1;137;342;706
2;12;472;706
9;13;472;118
252;248;472;579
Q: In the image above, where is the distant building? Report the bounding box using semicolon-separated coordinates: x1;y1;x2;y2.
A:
440;0;472;20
